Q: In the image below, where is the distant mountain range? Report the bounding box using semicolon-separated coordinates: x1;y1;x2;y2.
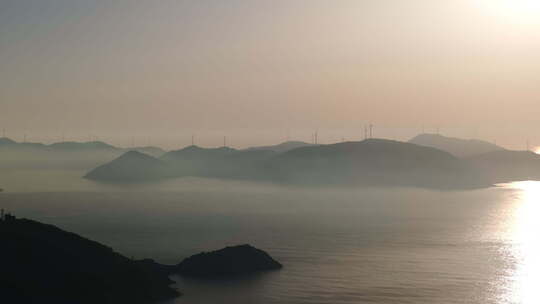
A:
84;151;171;182
5;135;540;188
466;150;540;183
244;141;315;153
0;137;165;156
162;146;276;179
86;145;277;182
0;138;315;172
406;134;540;182
85;138;491;189
264;139;484;188
409;134;504;157
0;137;17;145
0;137;166;170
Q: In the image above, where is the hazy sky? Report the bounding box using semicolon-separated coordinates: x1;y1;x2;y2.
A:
2;0;540;149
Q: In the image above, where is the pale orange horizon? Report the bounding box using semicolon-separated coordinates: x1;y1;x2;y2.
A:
2;0;540;149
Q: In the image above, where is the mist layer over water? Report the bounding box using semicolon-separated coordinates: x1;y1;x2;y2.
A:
0;171;533;303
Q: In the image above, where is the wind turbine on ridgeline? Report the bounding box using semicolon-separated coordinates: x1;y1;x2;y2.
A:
364;125;368;140
364;123;373;139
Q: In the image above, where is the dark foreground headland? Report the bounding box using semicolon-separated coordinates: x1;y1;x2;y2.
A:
0;214;179;304
0;214;283;304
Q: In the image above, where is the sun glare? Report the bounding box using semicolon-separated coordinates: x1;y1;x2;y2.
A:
479;0;540;25
503;181;540;304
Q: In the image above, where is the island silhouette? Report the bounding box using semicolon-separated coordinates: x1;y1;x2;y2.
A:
3;134;540;188
0;137;165;170
85;138;494;189
0;213;282;304
409;133;504;157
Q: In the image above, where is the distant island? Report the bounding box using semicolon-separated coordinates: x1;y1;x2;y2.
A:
0;137;165;170
85;138;496;189
177;244;283;277
85;150;172;182
409;133;504;157
466;150;540;183
0;137;165;156
245;141;317;153
409;134;540;183
3;134;540;188
83;135;540;189
1;213;282;304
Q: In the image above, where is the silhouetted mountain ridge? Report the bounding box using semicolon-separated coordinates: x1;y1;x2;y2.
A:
409;134;504;157
265;139;484;188
85;151;170;181
245;141;316;153
0;137;17;145
0;137;164;155
0;215;179;304
157;145;275;179
1;215;282;303
49;141;117;150
0;137;165;170
467;150;540;183
86;139;490;189
161;145;237;161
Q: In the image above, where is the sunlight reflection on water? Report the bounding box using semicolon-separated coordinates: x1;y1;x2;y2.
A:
498;181;540;304
4;172;540;303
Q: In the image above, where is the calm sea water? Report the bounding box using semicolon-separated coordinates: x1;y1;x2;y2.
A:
0;170;538;304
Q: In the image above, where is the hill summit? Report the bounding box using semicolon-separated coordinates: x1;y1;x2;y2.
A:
245;141;315;153
85;151;169;181
86;139;490;189
409;134;504;157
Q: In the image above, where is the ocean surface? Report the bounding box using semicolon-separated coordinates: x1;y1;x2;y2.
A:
0;170;538;304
